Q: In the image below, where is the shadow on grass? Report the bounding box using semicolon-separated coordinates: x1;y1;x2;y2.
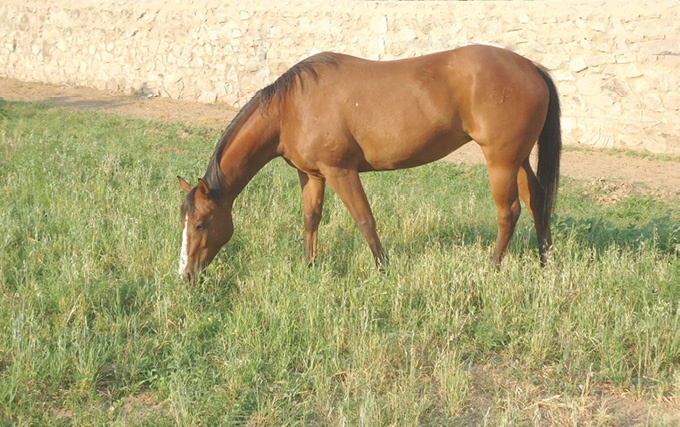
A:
384;213;679;267
2;96;136;114
554;214;679;256
389;222;499;255
0;99;8;119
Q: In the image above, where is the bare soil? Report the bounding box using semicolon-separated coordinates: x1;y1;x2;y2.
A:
2;77;678;199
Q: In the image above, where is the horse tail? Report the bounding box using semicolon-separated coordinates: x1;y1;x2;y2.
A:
535;66;562;233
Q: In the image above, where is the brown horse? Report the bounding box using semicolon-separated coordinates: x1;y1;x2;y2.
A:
177;44;561;282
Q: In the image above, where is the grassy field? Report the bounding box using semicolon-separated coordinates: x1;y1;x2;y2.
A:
1;100;679;425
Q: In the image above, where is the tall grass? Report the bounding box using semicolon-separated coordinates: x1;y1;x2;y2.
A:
1;101;678;424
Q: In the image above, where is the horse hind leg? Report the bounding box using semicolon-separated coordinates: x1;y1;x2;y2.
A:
298;170;326;264
484;159;522;269
517;158;552;266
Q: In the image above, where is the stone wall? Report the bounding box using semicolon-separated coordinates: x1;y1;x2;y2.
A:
1;0;678;153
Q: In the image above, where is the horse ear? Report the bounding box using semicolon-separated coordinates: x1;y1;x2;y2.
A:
196;178;211;200
177;176;193;193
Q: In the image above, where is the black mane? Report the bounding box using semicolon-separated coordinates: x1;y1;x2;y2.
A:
201;52;338;193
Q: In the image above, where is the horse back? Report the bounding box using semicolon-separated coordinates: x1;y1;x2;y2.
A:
278;45;549;172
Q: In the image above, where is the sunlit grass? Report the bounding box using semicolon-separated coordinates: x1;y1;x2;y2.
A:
1;101;678;424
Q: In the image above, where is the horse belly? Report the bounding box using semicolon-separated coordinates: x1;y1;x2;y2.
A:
346;73;469;170
357;120;470;171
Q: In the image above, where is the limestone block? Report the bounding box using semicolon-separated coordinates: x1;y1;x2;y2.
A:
652;73;678;93
532;42;545;53
555;70;576;82
629;76;651;94
539;54;561;71
619;110;644;128
566;94;587;112
198;91;217;103
577;73;602;95
146;71;160;82
591;21;607;32
215;83;228;98
643;93;664;112
638;39;679;56
178;83;195;99
52;10;69;27
558;81;577;96
617;133;644;149
164;73;182;84
215;62;227;75
664;111;680;125
614;53;636;64
219;90;239;107
623;64;643;78
664;94;680;112
589;93;616;111
595;43;612;53
582;54;601;68
582;128;616;148
659;55;680;69
108;62;121;77
482;20;503;38
575;18;589;30
569;56;588;73
245;59;263;73
561;116;577;135
370;15;387;34
601;78;629;97
644;133;671;154
165;82;183;99
367;38;385;60
101;51;115;63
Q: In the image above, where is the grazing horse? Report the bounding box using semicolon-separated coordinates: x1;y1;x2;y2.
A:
177;44;561;282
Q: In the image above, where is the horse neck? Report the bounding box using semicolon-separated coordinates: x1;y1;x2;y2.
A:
219;105;280;201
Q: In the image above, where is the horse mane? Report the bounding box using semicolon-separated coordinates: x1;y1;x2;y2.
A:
258;51;339;110
201;52;339;193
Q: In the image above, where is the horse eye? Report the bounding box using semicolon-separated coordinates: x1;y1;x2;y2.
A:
195;223;204;231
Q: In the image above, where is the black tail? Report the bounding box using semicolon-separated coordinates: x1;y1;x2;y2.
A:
535;67;562;234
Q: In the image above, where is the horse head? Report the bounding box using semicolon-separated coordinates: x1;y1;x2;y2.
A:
177;176;233;282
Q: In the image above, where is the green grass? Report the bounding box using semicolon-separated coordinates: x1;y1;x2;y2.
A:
562;143;680;163
1;101;679;425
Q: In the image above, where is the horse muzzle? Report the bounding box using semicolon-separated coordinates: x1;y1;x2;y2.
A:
180;263;206;283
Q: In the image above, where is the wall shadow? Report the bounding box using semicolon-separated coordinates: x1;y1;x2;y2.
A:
40;95;136;111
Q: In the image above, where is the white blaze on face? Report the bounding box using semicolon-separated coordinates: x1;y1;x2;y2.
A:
179;214;189;275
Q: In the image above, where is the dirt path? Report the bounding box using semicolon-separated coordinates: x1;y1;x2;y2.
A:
2;77;678;198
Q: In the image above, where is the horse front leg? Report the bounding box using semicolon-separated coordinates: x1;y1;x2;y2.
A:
298;170;326;264
324;168;388;269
